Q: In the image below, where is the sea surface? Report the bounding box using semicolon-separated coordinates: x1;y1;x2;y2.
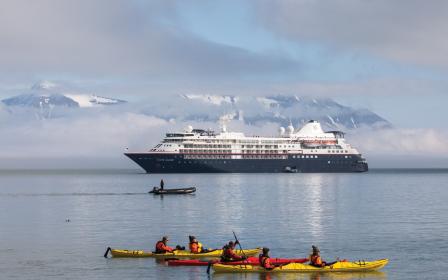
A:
0;169;447;280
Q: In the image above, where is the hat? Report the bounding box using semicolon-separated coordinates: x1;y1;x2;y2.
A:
312;245;319;253
262;247;270;254
228;241;235;246
162;236;169;241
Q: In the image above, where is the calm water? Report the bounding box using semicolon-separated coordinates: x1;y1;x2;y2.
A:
0;169;447;280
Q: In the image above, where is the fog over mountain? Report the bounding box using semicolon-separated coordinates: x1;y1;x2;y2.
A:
0;81;446;169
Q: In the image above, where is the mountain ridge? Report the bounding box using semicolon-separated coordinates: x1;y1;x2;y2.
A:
1;82;390;130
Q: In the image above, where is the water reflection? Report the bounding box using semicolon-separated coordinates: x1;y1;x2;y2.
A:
303;174;325;239
212;271;387;280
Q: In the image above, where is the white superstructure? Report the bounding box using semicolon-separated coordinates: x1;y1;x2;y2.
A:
148;120;361;160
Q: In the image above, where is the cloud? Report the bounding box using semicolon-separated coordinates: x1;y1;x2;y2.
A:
350;127;448;156
0;101;447;169
0;0;300;85
0;112;168;158
254;0;448;69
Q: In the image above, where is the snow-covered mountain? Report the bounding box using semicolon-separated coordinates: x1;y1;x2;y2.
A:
168;94;391;130
1;82;390;130
2;81;126;109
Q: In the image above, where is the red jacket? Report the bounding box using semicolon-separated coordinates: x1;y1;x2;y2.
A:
155;241;174;253
259;254;275;269
221;246;244;261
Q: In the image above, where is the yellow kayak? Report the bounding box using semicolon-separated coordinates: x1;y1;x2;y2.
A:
212;259;388;273
107;247;261;258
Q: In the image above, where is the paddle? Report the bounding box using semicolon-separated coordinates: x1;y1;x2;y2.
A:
232;231;248;260
206;260;216;274
103;247;111;258
232;231;250;271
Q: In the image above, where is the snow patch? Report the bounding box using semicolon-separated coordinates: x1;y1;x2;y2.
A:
65;94;94;107
350;117;357;128
31;80;57;90
327;115;337;126
181;94;237;105
64;94;125;107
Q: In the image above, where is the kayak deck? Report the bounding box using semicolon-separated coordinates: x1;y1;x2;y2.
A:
109;248;261;258
212;259;389;273
168;256;308;266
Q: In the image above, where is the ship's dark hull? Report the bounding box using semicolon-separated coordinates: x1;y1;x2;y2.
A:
125;153;368;173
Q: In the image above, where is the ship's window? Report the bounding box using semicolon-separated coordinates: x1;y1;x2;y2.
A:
328;161;331;164
292;155;296;158
315;155;318;158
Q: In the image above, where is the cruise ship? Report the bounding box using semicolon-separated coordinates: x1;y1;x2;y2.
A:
125;120;368;173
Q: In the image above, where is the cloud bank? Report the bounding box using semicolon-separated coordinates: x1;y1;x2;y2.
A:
0;105;447;169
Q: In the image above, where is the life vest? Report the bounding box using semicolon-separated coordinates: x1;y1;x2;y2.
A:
221;245;235;262
189;241;203;253
259;254;268;267
310;254;323;266
155;241;172;253
259;254;273;269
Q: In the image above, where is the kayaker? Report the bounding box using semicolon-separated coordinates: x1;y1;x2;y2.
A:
188;235;204;253
155;236;174;253
221;241;246;262
309;245;337;267
259;247;275;270
160;179;164;190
